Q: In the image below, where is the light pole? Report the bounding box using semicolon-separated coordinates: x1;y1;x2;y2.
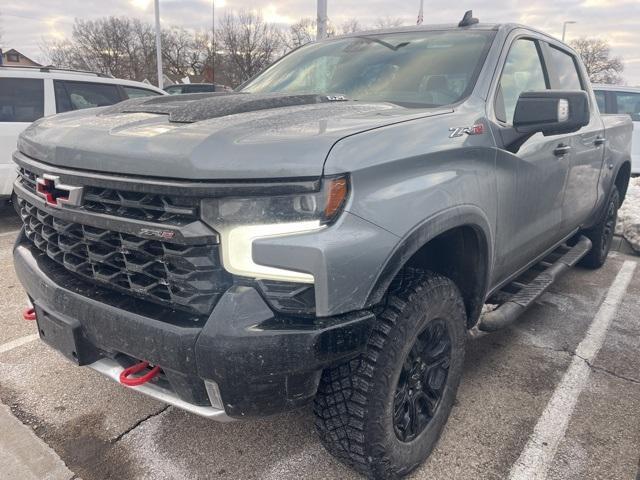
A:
317;0;328;40
154;0;164;88
212;0;215;84
562;21;576;42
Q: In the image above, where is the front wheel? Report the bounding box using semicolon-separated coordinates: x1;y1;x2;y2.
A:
580;186;619;269
313;271;467;479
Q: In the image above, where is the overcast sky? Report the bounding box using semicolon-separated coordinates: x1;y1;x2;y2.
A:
1;0;639;85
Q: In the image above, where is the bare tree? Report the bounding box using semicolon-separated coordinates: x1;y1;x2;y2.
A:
340;18;364;35
162;27;198;79
216;10;283;87
286;18;317;49
41;17;160;83
40;38;90;70
374;16;404;29
285;17;341;49
570;38;624;84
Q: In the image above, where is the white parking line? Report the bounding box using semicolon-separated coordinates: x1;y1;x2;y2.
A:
509;260;637;480
0;334;39;354
0;230;20;238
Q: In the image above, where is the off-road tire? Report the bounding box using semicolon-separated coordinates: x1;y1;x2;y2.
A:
580;186;619;269
313;270;467;479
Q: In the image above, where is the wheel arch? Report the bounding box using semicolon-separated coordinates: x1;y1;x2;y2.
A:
614;161;631;205
365;205;493;328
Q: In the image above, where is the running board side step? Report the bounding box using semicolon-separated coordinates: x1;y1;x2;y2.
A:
478;235;592;332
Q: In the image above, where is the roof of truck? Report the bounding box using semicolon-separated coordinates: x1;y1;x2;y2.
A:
325;22;563;46
593;84;640;93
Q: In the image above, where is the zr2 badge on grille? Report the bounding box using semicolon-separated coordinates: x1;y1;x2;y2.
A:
139;228;176;240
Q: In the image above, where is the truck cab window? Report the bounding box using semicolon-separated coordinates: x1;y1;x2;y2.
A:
495;39;548;124
614;92;640;121
548;47;583;90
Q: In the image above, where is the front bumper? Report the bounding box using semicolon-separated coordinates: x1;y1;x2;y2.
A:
14;234;374;419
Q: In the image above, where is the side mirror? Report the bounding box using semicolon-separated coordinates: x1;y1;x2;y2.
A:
513;90;590;136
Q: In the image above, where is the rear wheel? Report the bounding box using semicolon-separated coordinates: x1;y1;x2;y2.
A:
313;270;466;479
580;186;619;269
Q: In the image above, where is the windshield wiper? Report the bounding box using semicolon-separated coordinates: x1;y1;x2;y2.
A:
352;36;410;51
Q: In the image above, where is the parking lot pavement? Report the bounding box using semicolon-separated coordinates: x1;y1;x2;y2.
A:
0;208;639;480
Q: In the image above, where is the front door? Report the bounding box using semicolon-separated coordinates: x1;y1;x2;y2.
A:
490;37;571;284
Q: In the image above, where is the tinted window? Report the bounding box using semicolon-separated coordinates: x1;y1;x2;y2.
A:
0;78;44;123
243;30;495;107
122;86;162;99
496;39;548;124
594;90;607;113
549;47;582;90
184;84;215;93
165;85;184;95
54;81;122;113
614;92;640;121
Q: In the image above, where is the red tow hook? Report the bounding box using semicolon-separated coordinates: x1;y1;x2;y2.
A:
119;361;161;386
23;307;36;321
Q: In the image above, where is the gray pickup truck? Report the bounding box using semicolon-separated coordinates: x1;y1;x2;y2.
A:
12;12;633;479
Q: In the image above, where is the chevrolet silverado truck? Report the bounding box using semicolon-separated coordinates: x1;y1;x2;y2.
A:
11;13;633;479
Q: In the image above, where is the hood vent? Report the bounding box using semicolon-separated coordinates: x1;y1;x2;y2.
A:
100;92;346;123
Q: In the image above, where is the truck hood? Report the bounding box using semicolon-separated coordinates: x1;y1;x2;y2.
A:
18;92;452;180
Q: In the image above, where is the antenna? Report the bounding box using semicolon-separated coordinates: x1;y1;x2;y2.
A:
458;10;479;27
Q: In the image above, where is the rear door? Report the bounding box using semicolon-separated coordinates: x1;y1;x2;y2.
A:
0;77;45;196
542;44;605;229
611;90;640;173
490;36;571;282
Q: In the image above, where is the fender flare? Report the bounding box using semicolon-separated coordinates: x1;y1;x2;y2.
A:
364;205;494;326
613;160;632;203
590;160;632;230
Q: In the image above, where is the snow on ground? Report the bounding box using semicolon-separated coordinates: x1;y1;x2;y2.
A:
616;176;640;252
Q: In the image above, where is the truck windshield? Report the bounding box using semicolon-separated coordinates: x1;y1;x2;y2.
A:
241;30;495;107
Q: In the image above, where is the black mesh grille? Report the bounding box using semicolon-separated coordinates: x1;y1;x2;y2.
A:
17;167;199;226
17;167;37;194
18;198;231;315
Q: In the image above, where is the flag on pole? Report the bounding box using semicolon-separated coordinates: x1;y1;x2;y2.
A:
417;0;424;25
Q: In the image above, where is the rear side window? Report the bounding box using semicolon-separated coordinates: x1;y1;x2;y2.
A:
122;86;162;99
496;39;548;124
594;90;607;113
166;85;184;95
54;81;122;113
614;92;640;121
548;47;583;90
0;78;44;123
184;84;214;93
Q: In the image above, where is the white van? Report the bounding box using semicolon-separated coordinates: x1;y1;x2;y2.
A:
593;84;640;174
0;66;166;202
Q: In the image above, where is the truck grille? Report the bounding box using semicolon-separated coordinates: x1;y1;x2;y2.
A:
17;167;199;226
18;198;231;315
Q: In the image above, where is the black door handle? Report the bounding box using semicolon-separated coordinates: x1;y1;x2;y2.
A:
594;136;606;146
553;144;572;157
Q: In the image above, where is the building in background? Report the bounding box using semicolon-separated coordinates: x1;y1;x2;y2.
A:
1;49;41;67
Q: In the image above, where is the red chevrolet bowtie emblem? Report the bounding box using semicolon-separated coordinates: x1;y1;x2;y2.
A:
36;174;83;208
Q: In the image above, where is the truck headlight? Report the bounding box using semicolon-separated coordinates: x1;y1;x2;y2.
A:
201;176;348;283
